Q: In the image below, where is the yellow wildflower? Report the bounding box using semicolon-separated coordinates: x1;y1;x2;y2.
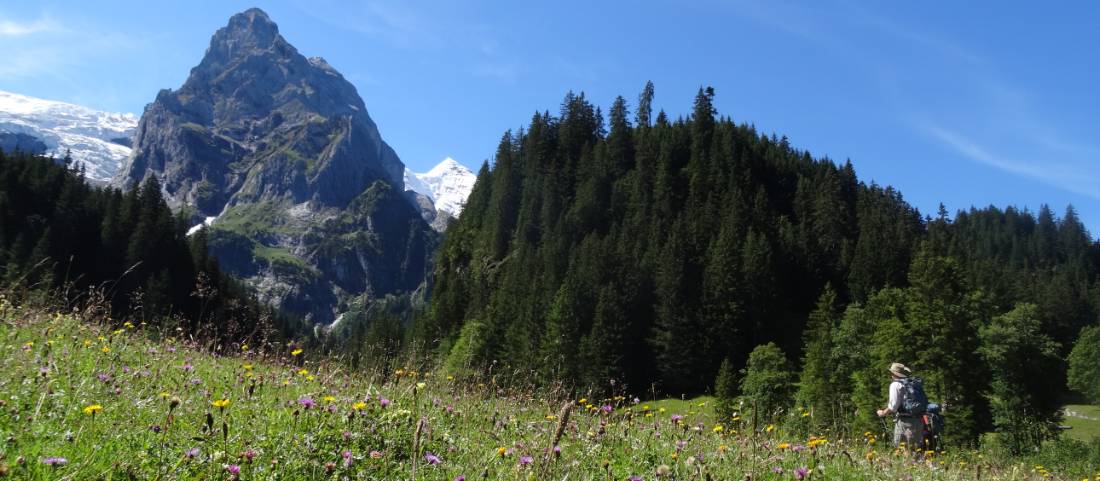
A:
242;363;253;371
100;346;110;354
83;404;103;415
323;396;336;402
212;399;231;409
712;424;724;433
765;424;775;433
291;348;303;356
353;401;367;411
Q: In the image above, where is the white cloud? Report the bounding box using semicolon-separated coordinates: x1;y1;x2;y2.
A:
919;121;1100;201
0;16;63;37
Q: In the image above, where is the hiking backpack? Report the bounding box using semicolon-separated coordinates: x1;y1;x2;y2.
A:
923;402;945;437
898;377;929;416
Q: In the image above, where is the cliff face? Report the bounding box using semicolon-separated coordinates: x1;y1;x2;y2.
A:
114;8;436;323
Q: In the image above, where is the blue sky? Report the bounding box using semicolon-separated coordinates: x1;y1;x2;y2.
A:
1;1;1098;235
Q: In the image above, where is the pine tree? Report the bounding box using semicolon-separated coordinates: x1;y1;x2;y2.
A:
740;342;795;423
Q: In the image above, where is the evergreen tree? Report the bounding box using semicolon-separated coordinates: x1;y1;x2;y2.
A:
978;303;1063;454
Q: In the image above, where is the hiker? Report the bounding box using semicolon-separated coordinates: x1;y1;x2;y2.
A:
876;362;926;449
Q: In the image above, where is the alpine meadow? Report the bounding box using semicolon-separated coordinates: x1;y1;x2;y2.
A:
1;4;1100;480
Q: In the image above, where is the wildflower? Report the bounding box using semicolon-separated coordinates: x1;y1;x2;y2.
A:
424;452;441;465
212;399;231;410
291;348;303;356
671;414;684;424
242;363;253;371
124;321;134;329
519;455;533;466
778;442;790;450
150;424;162;433
795;467;810;480
656;464;671;476
226;464;241;475
297;369;309;376
181;363;194;371
772;466;784;474
240;449;257;463
629;477;643;481
353;401;368;411
42;457;68;466
712;424;724;433
369;450;383;459
455;477;466;481
765;424;775;433
416;382;427;391
323;396;336;403
83;404;103;415
342;450;353;467
496;447;508;457
101;346;110;353
379;397;390;408
299;397;316;409
601;405;613;414
185;448;200;459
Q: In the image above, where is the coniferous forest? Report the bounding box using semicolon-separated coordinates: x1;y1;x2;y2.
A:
414;84;1100;448
0;149;296;344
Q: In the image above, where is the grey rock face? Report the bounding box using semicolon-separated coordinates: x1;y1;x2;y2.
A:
114;8;435;323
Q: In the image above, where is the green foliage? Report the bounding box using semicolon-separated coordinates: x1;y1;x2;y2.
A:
0;149;294;344
740;343;795;423
1068;325;1100;404
713;357;738;421
795;285;845;431
978;303;1064;454
6;308;1096;481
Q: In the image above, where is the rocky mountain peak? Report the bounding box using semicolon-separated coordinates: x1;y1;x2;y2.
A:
112;9;434;323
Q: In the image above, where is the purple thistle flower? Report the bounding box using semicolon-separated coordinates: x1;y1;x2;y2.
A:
97;373;111;382
181;363;193;371
42;457;68;466
671;414;684;423
379;397;390;408
342;450;353;467
226;464;241;475
519;455;533;466
149;424;162;433
454;477;466;481
772;466;784;474
675;440;687;451
298;397;316;409
424;452;441;465
795;467;809;480
185;448;200;459
629;477;644;481
601;405;613;414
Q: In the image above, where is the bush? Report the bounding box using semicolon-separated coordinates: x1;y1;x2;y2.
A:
740;342;794;423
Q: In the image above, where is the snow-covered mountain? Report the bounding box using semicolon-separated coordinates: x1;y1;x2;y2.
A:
0;90;137;182
404;157;476;218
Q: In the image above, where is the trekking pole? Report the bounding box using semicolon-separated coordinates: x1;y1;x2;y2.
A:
880;417;890;447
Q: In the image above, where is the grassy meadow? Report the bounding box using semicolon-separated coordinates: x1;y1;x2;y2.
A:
1;301;1098;480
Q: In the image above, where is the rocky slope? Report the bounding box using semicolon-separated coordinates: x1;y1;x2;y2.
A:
0;90;137;181
112;8;436;323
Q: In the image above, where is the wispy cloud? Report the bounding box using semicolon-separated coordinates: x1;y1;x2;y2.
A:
0;10;150;90
0;15;63;37
919;120;1100;201
290;0;439;49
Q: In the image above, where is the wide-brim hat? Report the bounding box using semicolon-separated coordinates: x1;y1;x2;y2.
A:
889;362;911;378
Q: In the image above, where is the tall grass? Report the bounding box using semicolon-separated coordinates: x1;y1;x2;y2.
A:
0;297;1097;480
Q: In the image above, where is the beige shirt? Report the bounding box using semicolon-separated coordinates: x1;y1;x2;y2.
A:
887;380;904;413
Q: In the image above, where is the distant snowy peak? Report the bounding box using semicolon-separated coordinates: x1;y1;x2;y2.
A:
0;90;137;182
404;157;477;217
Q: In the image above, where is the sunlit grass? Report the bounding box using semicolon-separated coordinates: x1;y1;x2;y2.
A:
0;302;1096;480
